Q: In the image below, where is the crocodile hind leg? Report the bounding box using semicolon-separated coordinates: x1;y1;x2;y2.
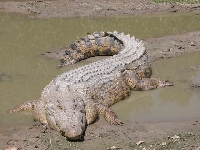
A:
123;70;173;91
8;100;36;113
137;78;173;90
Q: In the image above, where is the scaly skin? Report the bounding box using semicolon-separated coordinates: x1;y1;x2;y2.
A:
8;31;173;140
59;31;123;67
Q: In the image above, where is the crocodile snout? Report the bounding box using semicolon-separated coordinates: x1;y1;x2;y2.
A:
61;127;84;140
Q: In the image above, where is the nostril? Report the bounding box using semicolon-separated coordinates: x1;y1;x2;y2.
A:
72;104;77;110
60;130;65;136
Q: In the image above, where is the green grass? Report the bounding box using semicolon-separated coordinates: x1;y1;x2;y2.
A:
152;0;200;3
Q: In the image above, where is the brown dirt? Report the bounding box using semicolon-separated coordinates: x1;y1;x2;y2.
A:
0;0;200;18
146;31;200;62
1;119;200;150
1;0;200;150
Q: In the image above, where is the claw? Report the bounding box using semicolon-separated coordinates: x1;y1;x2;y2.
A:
164;80;173;86
110;119;124;125
156;79;173;88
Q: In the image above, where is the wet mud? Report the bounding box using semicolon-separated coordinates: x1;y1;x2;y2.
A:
0;0;200;18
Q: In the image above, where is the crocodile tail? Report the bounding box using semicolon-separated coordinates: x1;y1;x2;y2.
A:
8;100;36;113
59;31;124;67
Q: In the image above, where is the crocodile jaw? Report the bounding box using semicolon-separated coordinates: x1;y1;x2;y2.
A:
45;97;86;140
61;126;85;140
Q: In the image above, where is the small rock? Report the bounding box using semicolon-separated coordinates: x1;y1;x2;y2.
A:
190;42;196;46
161;48;171;53
110;146;117;149
136;140;145;146
161;142;167;146
171;135;180;139
192;83;200;88
188;132;193;135
107;146;121;150
178;46;184;49
195;147;200;150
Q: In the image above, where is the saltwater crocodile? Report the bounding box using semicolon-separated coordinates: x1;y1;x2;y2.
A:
8;31;173;140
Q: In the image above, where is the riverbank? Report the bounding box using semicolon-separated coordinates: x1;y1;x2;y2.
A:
1;119;200;150
0;0;200;18
43;31;200;63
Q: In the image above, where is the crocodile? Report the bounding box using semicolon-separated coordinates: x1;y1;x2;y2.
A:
8;31;173;140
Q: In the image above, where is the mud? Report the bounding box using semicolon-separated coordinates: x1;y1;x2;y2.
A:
0;0;200;18
1;0;200;150
1;119;200;149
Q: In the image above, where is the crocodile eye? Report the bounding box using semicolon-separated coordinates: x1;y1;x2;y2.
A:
81;116;84;124
57;105;63;110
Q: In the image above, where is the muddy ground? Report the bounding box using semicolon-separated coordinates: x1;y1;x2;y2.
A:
1;0;200;150
0;0;200;18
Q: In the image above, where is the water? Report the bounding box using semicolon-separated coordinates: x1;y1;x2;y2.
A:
112;53;200;123
0;12;200;127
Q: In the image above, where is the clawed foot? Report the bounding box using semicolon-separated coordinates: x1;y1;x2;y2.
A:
163;80;173;86
104;110;124;125
109;118;124;125
156;79;173;88
97;104;124;125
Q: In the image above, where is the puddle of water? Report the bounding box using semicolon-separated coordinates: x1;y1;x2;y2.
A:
0;13;200;127
112;53;200;123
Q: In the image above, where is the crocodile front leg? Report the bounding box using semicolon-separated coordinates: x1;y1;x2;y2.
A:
123;70;173;91
96;103;123;125
84;100;123;125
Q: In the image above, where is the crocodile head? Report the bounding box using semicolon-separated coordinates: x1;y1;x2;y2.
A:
46;97;86;140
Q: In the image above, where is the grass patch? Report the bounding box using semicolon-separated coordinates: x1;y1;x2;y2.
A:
151;0;200;3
